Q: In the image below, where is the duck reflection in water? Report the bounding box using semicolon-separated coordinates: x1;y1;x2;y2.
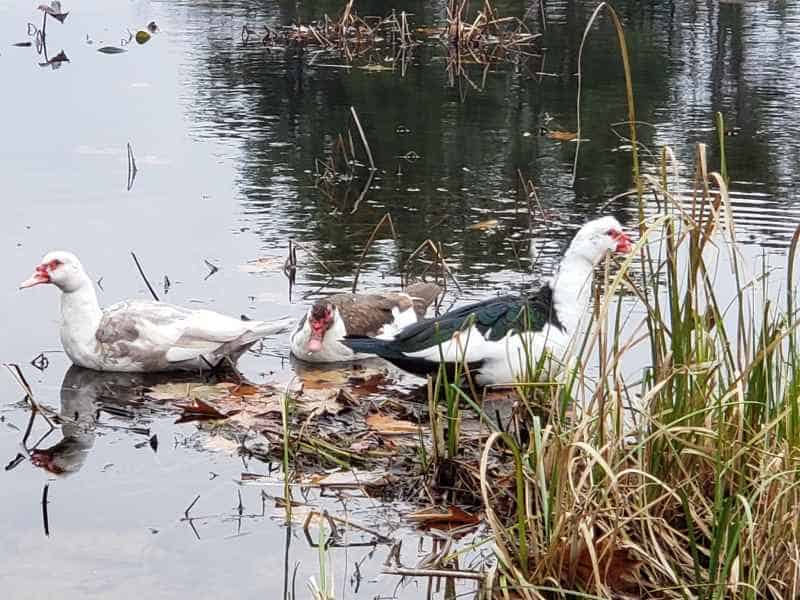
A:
26;366;154;476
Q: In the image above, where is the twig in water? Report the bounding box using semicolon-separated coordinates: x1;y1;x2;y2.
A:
4;364;55;429
351;212;397;293
350;106;375;170
126;142;138;191
42;483;50;536
348;169;376;215
184;494;200;519
289;240;335;278
203;259;219;281
382;566;484;581
130;252;160;301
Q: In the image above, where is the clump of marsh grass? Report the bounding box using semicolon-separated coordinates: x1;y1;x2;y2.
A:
475;145;800;598
458;3;800;596
444;0;540;92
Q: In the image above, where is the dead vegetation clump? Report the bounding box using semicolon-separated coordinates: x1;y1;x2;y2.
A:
244;0;416;63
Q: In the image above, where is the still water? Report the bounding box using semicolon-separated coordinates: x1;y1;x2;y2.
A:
2;0;799;597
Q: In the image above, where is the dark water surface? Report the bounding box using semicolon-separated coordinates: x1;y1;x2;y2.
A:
2;0;800;597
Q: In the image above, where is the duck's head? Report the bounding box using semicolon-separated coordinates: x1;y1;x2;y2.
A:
20;251;88;293
306;301;337;352
568;216;633;265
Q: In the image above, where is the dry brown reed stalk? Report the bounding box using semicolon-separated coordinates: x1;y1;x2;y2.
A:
402;239;462;294
471;149;800;598
258;1;417;61
443;0;541;89
351;213;397;293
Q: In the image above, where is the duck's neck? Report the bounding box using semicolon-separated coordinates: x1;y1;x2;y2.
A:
550;247;596;334
60;277;103;344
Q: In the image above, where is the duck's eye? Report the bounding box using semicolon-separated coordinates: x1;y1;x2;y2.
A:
606;229;619;238
47;259;62;271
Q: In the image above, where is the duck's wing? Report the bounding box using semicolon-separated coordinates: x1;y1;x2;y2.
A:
325;293;408;336
96;300;292;368
344;286;561;366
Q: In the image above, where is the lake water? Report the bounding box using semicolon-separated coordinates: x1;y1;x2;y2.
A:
2;0;799;598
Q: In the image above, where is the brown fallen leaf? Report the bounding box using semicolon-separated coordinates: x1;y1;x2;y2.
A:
468;218;498;231
174;398;241;424
567;540;642;593
349;434;380;453
407;505;480;527
296;388;350;416
146;382;237;402
309;469;389;490
544;129;577;142
230;383;263;397
366;413;419;435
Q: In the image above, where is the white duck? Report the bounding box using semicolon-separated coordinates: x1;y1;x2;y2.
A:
20;251;294;372
290;282;442;363
342;216;633;385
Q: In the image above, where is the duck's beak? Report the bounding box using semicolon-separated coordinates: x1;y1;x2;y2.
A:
19;265;50;289
307;328;325;353
615;232;633;253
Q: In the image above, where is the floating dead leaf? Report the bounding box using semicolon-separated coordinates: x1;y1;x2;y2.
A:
39;50;69;69
295;366;386;393
174;397;240;424
98;46;126;54
349;434;379;453
309;469;389;490
146;382;237;402
407;505;480;527
239;256;286;273
38;1;68;23
230;383;263;397
544;130;577;142
135;30;151;44
366;413;419;435
468;218;498;231
296;388;352;416
568;540;642;593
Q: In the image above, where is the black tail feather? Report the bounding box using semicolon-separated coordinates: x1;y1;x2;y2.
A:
342;336;483;379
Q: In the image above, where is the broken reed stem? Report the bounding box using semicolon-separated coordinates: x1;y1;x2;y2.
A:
307;510;393;543
42;483;50;536
572;2;638;194
130;251;160;301
126;142;137;191
382;567;484;581
4;363;55;428
281;391;293;524
350;106;375;170
289;239;335;278
184;494;200;518
351;212;397;293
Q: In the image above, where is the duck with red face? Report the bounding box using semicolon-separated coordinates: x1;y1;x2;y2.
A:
290;282;442;363
342;216;635;386
306;302;335;353
18;250;295;372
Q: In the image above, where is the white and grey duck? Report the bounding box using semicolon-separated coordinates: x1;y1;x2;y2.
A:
342;217;633;385
290;282;442;363
20;251;294;372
